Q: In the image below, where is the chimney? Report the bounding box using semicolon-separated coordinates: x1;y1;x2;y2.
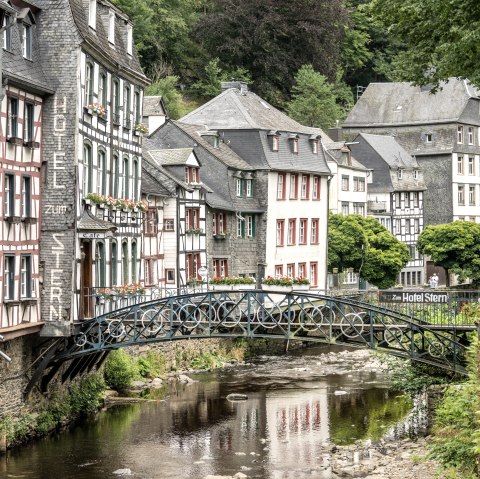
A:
221;81;248;95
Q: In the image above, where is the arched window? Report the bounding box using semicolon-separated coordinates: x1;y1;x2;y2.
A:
134;89;141;125
83;142;93;194
122;241;128;284
123;83;131;128
113;154;119;198
111;240;117;286
96;241;106;287
123;156;129;199
133;157;139;201
131;240;137;283
97;149;107;195
99;70;108;109
85;62;94;106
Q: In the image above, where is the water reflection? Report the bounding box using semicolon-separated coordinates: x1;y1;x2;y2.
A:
3;348;418;479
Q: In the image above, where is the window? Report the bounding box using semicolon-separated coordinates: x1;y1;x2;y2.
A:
395;192;401;209
311;219;319;244
469;185;476;205
166;269;175;284
186;252;201;280
85;62;94;107
164;218;175;231
405;218;411;234
144;258;154;286
97;150;106;195
341;175;349;191
425;133;432;143
126;23;133;55
24;103;34;142
236;178;243;196
8;97;18;138
353;203;365;215
236;217;242;237
4;173;14;217
113;79;120;124
300;175;309;199
134;89;141;126
310;262;318;287
111;241;117;285
458;185;465;205
83;143;93;194
131;241;137;283
289;174;298;199
96;242;106;287
3;14;12;50
395;218;401;233
276;220;284;246
413;192;419;208
123;84;131;129
213;259;228;278
413;169;419;180
408;245;418;260
145;209;158;235
405;192;411;208
245;179;253;197
397;169;403;179
274;265;284;277
298;263;306;279
186;208;200;229
272;136;279;151
185;166;200;184
21;176;31;218
414;218;420;233
287;264;295;278
133;158;139;201
468;126;474;145
20;255;33;298
108;10;115;43
353;177;365;192
245;215;255;237
22;24;32;60
277;173;286;199
343;271;358;285
89;0;97;28
99;71;108;109
292;138;298;154
212;212;225;235
312;176;320;200
458;156;464;174
299;219;307;244
3;255;14;300
287;218;296;245
122;241;129;284
113;154;119;198
469;157;475;175
123;157;129;198
458;125;464;144
312;140;318;154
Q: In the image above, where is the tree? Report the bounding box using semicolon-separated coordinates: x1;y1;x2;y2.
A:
145;76;187;120
328;214;410;289
194;0;349;104
417;221;480;285
369;0;480;89
286;65;347;130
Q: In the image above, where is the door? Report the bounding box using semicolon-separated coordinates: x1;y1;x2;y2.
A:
80;240;93;318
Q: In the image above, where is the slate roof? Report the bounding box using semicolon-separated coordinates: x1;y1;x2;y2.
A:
181;86;325;134
77;210;116;232
143;96;166;117
68;0;148;84
344;79;480;127
150;148;197;166
323;142;369;171
141;162;175;197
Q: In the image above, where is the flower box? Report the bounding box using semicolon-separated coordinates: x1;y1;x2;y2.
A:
213;233;228;240
7;136;24;146
292;284;310;291
25;141;40;149
234;284;253;291
261;284;292;293
21;216;38;225
211;284;232;291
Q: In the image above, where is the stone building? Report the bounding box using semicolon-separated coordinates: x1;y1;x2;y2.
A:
180;82;331;288
0;0;52;335
34;0;148;331
348;133;427;287
343;79;480;227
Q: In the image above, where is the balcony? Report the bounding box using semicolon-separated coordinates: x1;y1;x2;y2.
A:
367;200;388;213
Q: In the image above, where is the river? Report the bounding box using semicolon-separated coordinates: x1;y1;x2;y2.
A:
1;346;425;479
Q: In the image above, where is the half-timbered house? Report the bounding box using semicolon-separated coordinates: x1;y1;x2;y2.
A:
35;0;148;331
0;0;52;335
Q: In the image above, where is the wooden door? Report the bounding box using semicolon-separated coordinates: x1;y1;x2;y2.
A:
80;240;93;318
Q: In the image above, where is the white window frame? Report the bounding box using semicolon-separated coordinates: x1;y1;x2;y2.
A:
108;10;115;43
89;0;97;29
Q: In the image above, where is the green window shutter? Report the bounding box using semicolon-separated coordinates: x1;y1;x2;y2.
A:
252;216;256;238
241;218;245;238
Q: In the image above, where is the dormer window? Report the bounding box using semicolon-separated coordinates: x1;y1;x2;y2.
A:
288;135;299;154
89;0;96;29
108;10;115;43
312;140;318;154
273;136;279;151
413;169;419;180
293;138;298;154
397;169;403;179
3;14;12;50
126;23;133;55
200;130;220;148
22;23;32;59
425;132;432;143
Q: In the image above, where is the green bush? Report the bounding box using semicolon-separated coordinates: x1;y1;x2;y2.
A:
69;373;105;416
103;349;138;390
137;351;167;379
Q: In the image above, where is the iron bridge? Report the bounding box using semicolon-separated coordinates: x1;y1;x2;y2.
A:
25;289;477;396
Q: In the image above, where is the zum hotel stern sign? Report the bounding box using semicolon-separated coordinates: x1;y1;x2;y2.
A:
378;291;449;303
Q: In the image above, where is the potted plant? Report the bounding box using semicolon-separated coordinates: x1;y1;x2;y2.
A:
210;276;231;291
261;276;293;293
186;227;203;235
234;276;255;290
292;276;310;291
134;123;148;136
86;102;107;119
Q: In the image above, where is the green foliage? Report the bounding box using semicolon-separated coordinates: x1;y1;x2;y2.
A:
137;351;167;379
328;213;410;288
428;336;480;476
145;75;188;120
190;351;225;370
191;58;223;99
286;65;346;130
418;221;480;285
104;350;139;391
370;0;480;90
69;374;106;416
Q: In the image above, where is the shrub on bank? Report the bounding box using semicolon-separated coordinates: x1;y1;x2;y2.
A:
104;349;139;390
